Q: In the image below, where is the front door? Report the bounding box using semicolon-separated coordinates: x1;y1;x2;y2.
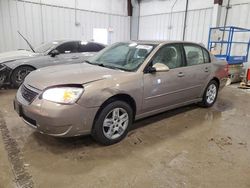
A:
142;43;191;113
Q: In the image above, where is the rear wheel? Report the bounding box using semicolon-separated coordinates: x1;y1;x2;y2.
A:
200;80;219;107
91;101;133;145
11;66;35;88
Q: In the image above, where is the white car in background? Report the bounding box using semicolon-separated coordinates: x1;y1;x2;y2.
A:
0;40;106;88
0;50;36;64
0;31;48;63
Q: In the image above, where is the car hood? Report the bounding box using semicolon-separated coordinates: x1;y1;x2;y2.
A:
0;50;37;63
25;63;126;90
4;52;96;69
3;55;48;68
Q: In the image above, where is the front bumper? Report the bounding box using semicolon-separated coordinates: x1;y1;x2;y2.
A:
0;65;12;87
14;85;99;137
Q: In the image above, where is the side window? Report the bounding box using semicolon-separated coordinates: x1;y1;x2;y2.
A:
202;48;210;63
152;44;183;69
56;42;78;54
184;45;204;66
79;43;105;52
92;43;105;51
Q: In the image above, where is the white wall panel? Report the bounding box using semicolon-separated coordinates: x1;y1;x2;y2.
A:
19;0;128;16
139;8;212;45
139;0;250;46
140;0;214;16
185;8;213;45
139;12;184;40
219;2;250;58
0;0;130;52
139;0;213;44
220;2;250;28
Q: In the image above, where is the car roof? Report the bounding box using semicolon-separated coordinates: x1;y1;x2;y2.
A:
129;40;206;47
51;40;106;46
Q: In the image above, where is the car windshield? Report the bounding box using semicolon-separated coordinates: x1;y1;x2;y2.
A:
87;42;156;71
34;41;60;53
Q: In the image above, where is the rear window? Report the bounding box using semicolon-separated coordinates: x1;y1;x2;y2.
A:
56;42;79;53
184;45;204;66
79;42;105;52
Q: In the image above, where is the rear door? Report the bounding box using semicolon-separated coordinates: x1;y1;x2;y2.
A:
181;44;212;98
51;41;81;64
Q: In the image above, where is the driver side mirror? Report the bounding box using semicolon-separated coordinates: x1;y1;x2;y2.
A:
50;49;60;57
152;63;170;72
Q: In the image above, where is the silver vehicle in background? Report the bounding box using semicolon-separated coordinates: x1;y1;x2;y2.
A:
0;40;105;87
14;41;228;145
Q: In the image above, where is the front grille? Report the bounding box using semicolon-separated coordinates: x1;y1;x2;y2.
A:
21;85;38;103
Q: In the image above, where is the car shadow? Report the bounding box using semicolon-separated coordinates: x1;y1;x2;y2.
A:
131;104;197;131
22;92;233;158
20;99;229;173
29;103;198;150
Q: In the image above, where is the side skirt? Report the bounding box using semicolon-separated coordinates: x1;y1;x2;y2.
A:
135;98;202;120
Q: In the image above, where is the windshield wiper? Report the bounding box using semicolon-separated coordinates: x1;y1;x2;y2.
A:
98;63;106;67
97;63;129;71
84;60;95;65
85;61;130;71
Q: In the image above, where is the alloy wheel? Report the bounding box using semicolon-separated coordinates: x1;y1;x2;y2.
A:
102;107;129;140
206;83;217;104
15;68;32;84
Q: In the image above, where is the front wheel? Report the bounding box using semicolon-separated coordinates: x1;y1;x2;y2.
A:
200;80;219;107
11;66;35;88
91;101;133;145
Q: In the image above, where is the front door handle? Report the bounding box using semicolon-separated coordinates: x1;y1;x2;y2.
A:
177;72;185;77
205;67;209;72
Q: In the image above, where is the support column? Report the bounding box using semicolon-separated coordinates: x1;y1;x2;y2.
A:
130;0;140;40
211;0;223;27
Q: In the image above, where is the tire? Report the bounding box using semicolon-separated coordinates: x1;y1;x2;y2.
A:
200;80;219;108
11;66;35;88
91;100;133;145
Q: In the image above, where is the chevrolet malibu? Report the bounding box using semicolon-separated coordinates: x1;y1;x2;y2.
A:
14;41;228;145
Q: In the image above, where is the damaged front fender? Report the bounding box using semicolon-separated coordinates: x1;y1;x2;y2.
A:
0;64;12;87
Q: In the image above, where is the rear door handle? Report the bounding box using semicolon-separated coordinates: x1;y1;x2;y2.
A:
205;67;209;72
177;72;185;77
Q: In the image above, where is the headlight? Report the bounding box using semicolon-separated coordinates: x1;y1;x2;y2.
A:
42;87;84;104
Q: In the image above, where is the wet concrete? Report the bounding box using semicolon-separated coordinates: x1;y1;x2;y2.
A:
0;131;14;188
0;86;250;188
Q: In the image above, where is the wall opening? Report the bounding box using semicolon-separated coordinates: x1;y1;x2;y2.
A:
93;28;108;44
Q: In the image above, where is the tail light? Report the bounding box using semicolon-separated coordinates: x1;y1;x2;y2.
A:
247;68;250;81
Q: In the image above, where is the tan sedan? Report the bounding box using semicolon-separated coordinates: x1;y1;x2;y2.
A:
14;41;228;145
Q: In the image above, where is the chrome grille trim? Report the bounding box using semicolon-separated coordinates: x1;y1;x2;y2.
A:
21;85;38;103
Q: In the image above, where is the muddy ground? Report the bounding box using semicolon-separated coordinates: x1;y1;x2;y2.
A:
0;85;250;188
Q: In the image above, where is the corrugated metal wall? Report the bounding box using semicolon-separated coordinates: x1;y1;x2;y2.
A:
219;2;250;58
0;0;130;52
139;0;250;47
139;12;185;41
139;7;213;46
185;8;213;45
1;0;250;55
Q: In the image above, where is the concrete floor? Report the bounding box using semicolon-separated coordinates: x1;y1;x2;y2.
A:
0;85;250;188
